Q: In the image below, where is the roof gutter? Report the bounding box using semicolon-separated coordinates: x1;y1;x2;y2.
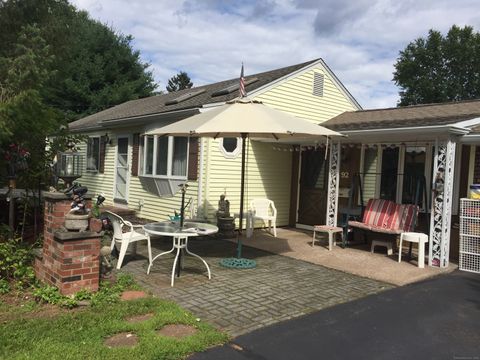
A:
69;108;200;133
99;108;200;127
338;124;470;136
460;134;480;144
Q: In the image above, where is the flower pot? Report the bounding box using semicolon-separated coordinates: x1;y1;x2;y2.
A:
89;217;103;232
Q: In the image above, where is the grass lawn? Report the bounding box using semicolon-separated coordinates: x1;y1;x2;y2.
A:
0;293;228;360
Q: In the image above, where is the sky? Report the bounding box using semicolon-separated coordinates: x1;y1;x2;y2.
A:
71;0;480;109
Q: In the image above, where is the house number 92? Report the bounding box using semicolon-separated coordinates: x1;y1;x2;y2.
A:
341;171;349;178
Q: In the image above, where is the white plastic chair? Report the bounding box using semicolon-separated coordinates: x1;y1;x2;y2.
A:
104;211;151;269
250;199;277;237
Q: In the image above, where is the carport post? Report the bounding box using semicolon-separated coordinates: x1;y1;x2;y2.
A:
326;141;341;229
429;138;456;268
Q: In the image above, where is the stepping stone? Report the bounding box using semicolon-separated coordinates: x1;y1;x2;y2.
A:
125;313;154;323
120;290;148;301
104;332;138;348
157;324;197;339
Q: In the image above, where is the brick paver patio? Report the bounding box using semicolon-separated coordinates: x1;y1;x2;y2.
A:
118;236;393;337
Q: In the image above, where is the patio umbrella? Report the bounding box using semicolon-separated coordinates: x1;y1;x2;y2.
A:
146;98;343;268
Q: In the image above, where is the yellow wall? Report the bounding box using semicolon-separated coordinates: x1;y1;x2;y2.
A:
78;129;198;222
252;65;358;124
201;138;292;227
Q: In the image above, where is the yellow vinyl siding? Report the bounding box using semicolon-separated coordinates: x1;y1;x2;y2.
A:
76;131;116;204
78;129;199;222
204;138;292;227
362;147;378;205
253;66;357;124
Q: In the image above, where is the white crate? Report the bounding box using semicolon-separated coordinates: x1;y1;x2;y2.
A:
460;199;480;273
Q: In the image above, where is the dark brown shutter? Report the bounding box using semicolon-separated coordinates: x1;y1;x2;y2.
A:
99;136;106;173
131;133;140;176
188;137;199;181
475;146;480;183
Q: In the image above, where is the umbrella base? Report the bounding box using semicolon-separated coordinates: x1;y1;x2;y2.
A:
219;257;256;269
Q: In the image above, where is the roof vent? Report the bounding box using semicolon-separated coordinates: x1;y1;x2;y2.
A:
211;77;259;97
312;72;324;97
165;89;206;106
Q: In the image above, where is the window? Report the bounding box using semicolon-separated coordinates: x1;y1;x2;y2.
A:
172;137;188;176
361;144;432;210
380;147;399;201
141;135;189;178
86;137;100;172
402;146;426;207
219;137;242;158
145;136;154;175
156;136;168;175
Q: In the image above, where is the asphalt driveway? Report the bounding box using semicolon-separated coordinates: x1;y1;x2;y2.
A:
191;270;480;360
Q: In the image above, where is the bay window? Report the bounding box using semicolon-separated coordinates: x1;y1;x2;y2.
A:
141;135;189;178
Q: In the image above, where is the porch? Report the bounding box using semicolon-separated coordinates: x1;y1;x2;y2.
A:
289;100;480;270
237;228;456;286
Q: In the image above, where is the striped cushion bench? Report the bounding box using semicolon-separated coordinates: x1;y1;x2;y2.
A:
348;199;418;235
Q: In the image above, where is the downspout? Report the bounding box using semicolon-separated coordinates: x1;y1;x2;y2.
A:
198;138;205;219
204;138;211;220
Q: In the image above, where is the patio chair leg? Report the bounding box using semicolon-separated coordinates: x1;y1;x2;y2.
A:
117;241;129;269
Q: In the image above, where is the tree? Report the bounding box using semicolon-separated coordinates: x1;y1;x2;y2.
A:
393;25;480;106
166;71;193;92
0;25;62;186
0;0;157;121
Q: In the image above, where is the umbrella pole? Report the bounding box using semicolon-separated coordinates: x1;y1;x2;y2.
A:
219;133;256;269
237;133;247;258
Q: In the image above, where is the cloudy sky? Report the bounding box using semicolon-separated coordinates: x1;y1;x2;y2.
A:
71;0;480;109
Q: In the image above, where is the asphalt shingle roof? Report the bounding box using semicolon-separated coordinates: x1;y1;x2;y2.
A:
69;59;319;131
323;99;480;131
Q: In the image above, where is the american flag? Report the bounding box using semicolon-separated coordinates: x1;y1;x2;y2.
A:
239;63;246;97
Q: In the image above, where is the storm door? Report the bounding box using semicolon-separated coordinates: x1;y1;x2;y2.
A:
114;137;130;203
297;148;328;225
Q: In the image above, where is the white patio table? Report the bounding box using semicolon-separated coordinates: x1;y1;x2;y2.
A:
144;221;218;286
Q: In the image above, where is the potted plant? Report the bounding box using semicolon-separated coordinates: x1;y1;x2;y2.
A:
89;195;105;232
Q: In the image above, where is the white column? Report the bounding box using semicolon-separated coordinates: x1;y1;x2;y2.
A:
326;142;341;227
429;138;456;268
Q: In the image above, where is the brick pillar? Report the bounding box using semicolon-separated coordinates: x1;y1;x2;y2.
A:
35;192;100;295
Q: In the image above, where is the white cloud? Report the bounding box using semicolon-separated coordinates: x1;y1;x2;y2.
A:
71;0;480;109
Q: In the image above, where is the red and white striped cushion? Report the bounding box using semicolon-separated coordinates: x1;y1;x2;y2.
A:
362;199;395;228
390;204;418;232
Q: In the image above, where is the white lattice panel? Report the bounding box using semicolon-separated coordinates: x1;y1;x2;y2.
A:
460;198;480;273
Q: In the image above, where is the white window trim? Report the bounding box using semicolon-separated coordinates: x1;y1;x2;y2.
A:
141;135;189;179
86;136;100;173
218;137;242;158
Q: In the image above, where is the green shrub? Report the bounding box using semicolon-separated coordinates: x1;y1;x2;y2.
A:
0;237;36;290
0;279;10;294
33;285;63;304
74;289;92;301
